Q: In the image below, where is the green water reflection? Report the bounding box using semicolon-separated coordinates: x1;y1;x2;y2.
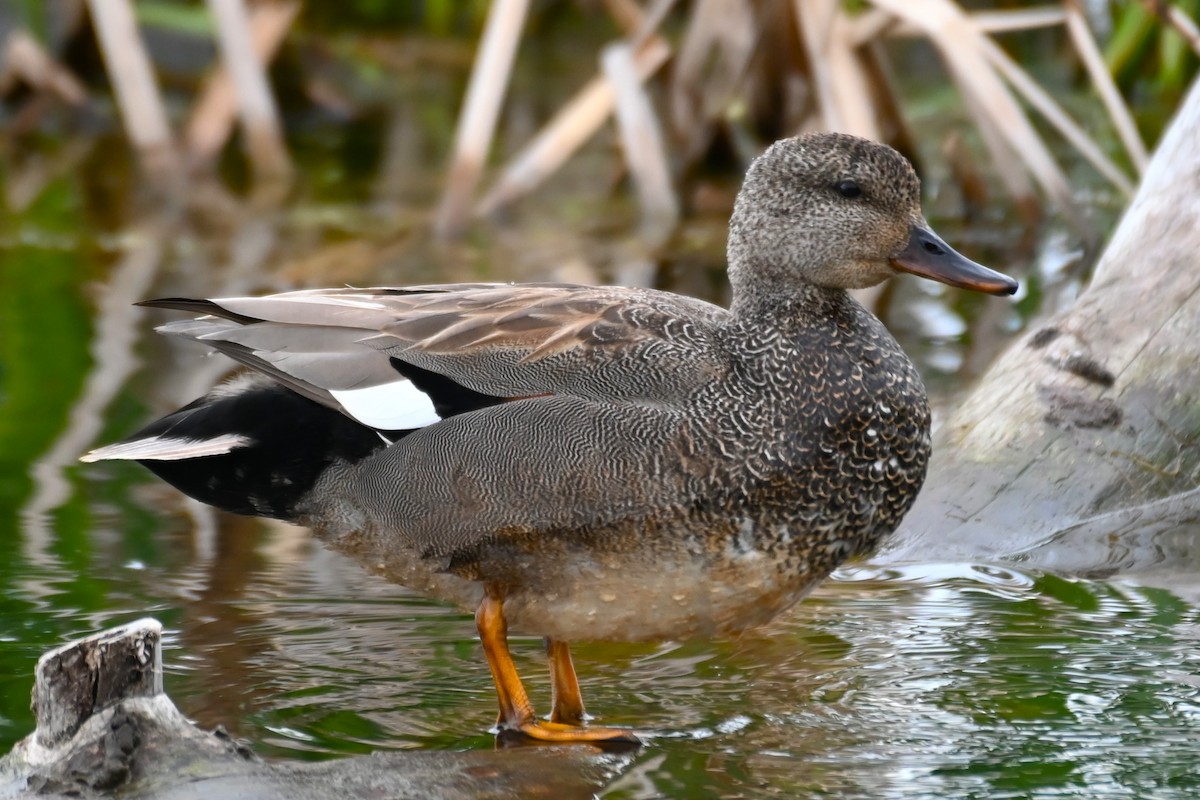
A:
3;522;1200;799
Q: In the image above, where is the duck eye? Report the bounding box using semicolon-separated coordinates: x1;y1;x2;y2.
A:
835;179;862;199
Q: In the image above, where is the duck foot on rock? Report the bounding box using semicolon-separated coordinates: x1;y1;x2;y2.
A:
478;595;642;747
495;720;642;748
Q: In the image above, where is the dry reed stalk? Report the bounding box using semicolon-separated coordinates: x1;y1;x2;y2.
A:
669;0;756;161
827;6;883;139
859;37;916;154
85;0;176;173
888;7;1068;37
794;0;847;132
979;33;1135;194
1137;0;1200;58
798;3;891;141
967;7;1068;32
1063;0;1148;172
441;0;1175;243
603;41;679;245
476;36;671;217
868;0;1086;234
959;85;1036;208
626;0;680;46
607;0;682;242
207;0;292;181
846;8;897;46
670;0;722;145
603;0;645;35
185;1;299;171
880;1;1144;199
434;0;531;239
0;31;87;104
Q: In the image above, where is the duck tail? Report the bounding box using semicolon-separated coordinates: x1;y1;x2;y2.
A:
81;374;386;522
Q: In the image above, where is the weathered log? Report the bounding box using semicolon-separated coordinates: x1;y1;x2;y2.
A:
30;619;162;751
881;75;1200;579
0;620;629;799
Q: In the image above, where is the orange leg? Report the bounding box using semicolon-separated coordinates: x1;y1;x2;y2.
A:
545;638;586;725
475;593;639;744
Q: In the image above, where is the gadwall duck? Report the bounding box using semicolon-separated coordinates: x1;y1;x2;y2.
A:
84;132;1017;744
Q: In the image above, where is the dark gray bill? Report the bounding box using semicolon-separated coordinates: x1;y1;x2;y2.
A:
890;225;1018;296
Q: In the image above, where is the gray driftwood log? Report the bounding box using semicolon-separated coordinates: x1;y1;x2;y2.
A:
0;619;628;799
882;77;1200;582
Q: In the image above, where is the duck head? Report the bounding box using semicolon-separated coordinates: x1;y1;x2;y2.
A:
727;132;1018;299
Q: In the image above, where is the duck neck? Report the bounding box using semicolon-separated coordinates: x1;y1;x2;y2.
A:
727;253;853;325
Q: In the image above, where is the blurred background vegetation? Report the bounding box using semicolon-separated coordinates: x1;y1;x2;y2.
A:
3;0;1198;245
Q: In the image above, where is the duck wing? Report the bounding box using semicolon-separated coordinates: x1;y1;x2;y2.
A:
144;283;730;433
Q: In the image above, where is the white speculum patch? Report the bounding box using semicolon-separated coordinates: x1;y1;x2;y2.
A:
331;380;441;430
